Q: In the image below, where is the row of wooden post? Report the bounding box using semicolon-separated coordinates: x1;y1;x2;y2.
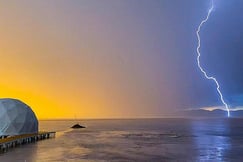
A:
0;132;55;153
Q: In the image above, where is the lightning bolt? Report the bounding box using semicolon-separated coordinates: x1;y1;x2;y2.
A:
196;0;230;117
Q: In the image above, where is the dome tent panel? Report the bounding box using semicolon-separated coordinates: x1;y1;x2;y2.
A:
0;98;38;136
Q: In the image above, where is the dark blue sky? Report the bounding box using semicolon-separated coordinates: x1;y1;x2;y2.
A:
190;0;243;109
202;0;243;108
153;0;243;110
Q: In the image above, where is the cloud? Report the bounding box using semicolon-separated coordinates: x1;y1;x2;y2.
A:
199;106;243;112
228;94;243;107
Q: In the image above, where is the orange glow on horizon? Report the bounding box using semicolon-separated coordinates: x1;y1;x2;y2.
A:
0;1;179;119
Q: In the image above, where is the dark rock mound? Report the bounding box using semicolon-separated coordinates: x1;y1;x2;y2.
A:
71;124;86;129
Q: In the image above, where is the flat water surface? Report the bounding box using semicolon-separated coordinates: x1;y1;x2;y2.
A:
1;118;243;162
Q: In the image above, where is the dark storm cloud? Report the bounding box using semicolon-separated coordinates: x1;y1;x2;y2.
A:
200;0;243;107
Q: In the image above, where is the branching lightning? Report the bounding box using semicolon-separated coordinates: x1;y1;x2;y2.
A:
196;0;230;117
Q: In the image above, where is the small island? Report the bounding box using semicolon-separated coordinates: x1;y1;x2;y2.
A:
71;124;86;129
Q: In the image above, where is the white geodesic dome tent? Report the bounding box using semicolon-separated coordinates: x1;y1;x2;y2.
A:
0;98;38;136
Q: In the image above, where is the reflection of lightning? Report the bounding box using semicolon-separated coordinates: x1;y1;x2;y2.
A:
196;0;230;117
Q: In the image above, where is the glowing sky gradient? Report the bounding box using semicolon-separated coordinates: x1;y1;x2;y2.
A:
0;0;242;119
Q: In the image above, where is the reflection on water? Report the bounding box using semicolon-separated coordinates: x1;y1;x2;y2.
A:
1;119;243;161
0;142;37;162
191;119;231;161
